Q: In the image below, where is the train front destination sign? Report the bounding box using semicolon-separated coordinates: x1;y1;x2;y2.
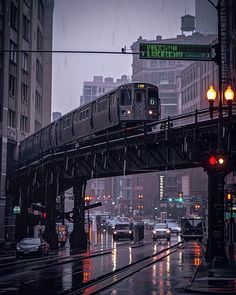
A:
139;43;213;61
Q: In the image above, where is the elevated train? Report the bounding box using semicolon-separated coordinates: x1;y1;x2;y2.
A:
180;216;204;241
19;82;160;162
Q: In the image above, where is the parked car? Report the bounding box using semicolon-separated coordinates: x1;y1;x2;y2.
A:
16;238;49;258
167;222;181;234
152;223;171;241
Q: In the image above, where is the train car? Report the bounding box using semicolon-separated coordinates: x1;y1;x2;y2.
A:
180;216;204;241
19;82;160;163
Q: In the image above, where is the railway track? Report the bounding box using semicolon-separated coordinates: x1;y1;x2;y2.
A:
61;240;185;295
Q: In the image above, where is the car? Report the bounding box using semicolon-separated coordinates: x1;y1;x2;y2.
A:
152;223;171;241
113;222;133;241
16;238;50;258
167;222;181;234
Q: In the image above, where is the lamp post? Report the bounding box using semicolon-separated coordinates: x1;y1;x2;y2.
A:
205;0;235;265
207;83;235;265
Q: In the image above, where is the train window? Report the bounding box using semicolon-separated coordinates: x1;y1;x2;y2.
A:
135;92;143;103
85;108;89;118
121;89;132;105
111;93;116;106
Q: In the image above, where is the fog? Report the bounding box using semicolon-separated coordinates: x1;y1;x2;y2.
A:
52;0;195;115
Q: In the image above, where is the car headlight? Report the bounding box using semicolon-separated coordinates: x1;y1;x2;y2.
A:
114;231;117;234
149;110;153;115
167;230;171;234
152;230;156;234
129;230;132;234
127;110;131;114
16;245;20;250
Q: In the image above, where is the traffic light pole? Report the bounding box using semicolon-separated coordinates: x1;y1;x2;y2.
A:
206;0;228;266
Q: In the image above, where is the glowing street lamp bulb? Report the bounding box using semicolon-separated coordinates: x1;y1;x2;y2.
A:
224;85;234;101
207;85;216;102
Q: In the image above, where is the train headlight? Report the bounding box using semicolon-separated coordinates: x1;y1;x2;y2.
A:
148;110;153;115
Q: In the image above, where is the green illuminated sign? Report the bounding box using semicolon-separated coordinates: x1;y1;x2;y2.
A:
139;43;213;61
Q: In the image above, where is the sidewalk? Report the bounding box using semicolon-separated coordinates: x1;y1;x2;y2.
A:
187;244;236;294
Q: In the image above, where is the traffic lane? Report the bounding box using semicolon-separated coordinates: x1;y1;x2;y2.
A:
100;240;203;295
0;238;175;294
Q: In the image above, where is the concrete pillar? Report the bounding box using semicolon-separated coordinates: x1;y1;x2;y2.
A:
70;179;87;251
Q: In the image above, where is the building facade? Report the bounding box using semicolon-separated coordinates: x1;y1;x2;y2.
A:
0;0;54;243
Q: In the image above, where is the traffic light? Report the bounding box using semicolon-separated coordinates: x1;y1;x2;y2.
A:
226;193;232;201
209;155;217;166
207;154;228;171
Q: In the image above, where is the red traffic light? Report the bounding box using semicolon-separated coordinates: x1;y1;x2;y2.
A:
209;156;217;165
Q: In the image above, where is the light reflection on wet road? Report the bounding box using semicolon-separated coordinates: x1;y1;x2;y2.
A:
101;238;203;295
0;231;199;295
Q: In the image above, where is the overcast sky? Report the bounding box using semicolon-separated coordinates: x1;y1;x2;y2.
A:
52;0;195;115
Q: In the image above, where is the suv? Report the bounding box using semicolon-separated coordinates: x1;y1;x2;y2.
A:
113;222;133;241
152;223;171;241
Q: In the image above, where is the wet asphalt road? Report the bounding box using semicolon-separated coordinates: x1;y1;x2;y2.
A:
0;231;203;295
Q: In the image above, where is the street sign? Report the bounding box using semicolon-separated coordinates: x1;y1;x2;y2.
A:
139;43;213;61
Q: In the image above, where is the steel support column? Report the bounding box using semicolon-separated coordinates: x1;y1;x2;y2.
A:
44;171;58;249
16;184;28;241
205;169;228;265
70;179;87;251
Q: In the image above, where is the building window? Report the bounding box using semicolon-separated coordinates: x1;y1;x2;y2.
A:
151;60;157;67
35;90;42;112
9;74;16;97
10;2;18;31
84;86;91;95
8;109;15;127
21;83;28;103
10;41;17;63
160;60;167;67
22;52;29;72
38;0;44;24
23;14;30;40
92;86;97;95
159;72;168;84
36;59;43;84
35;120;41;131
37;27;43;50
20;115;28;132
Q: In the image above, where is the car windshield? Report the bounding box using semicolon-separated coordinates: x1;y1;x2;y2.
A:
168;223;179;227
20;238;41;245
154;223;167;229
115;224;130;230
